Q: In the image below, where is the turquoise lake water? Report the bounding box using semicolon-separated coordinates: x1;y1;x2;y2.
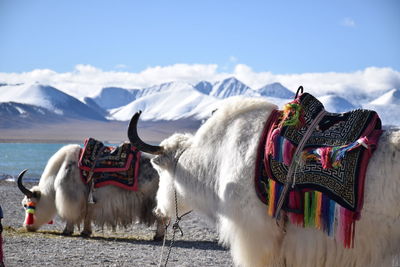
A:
0;143;70;182
0;143;120;182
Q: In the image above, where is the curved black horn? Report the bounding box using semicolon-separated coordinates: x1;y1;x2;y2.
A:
128;111;164;155
17;169;34;198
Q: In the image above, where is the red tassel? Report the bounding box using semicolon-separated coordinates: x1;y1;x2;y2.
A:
288;191;303;226
340;209;355;248
25;213;34;225
48;220;53;224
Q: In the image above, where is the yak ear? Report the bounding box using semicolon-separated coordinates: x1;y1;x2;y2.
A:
151;154;172;168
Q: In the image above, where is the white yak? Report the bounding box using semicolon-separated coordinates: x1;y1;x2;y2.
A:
129;96;400;267
17;144;166;240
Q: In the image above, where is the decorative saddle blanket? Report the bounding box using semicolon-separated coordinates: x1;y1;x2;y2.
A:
255;90;382;248
78;138;141;191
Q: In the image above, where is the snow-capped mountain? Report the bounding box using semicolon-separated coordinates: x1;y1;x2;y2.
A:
0;83;106;121
0;101;57;117
257;82;295;99
90;81;191;110
109;82;219;121
82;97;109;117
368;88;400;106
194;81;213;95
364;89;400;126
90;87;140;109
209;77;258;98
0;79;398;126
0;102;64;128
318;95;359;113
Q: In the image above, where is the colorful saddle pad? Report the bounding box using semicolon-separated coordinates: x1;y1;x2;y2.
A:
255;92;382;247
78;138;141;191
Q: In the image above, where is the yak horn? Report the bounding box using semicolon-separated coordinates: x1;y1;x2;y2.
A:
128;111;164;155
17;169;34;198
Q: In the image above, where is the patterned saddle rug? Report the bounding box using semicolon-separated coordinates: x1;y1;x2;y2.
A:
255;89;382;248
78;138;141;191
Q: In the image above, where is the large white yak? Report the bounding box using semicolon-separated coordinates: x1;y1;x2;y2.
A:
128;97;400;267
17;144;166;240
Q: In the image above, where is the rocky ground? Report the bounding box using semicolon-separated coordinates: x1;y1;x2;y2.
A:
0;180;233;267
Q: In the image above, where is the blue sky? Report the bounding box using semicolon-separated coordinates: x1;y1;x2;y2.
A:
0;0;399;74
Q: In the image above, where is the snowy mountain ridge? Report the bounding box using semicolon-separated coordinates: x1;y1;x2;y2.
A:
0;83;106;121
0;78;399;126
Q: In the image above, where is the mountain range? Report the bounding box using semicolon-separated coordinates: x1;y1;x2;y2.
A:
0;78;399;127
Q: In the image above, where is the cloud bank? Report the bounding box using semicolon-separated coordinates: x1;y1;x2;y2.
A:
0;64;399;101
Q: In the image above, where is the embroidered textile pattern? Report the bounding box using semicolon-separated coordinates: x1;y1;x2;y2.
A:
78;138;141;191
255;92;382;248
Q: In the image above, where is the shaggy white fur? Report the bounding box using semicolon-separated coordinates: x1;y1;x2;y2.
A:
153;96;400;267
21;144;165;239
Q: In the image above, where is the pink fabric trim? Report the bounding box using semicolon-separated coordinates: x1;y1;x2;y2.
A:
264;110;283;182
254;109;280;202
283;139;295;166
355;114;383;216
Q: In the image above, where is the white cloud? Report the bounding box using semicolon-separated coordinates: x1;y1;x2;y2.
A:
341;17;356;28
0;64;399;103
233;64;400;98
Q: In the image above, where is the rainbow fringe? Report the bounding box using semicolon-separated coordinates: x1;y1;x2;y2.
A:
267;186;356;248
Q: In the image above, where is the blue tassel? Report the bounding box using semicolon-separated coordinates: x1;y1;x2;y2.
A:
321;194;329;233
328;199;336;236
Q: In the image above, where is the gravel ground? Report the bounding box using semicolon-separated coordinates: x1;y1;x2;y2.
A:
0;180;233;267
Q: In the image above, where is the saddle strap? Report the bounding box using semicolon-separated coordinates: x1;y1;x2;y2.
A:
86;146;107;183
275;109;328;220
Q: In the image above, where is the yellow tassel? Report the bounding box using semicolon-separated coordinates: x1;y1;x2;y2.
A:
268;179;276;216
315;191;322;229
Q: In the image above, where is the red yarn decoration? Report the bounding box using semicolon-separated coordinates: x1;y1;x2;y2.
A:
25;213;34;225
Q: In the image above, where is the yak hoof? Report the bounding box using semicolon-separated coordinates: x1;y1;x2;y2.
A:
153;234;164;242
61;230;73;236
80;230;92;237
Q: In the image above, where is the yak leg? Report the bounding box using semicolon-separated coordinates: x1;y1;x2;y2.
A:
62;221;74;236
153;216;167;241
81;203;94;237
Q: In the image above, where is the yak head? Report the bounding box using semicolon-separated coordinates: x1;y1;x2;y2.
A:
128;111;193;220
17;170;55;232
